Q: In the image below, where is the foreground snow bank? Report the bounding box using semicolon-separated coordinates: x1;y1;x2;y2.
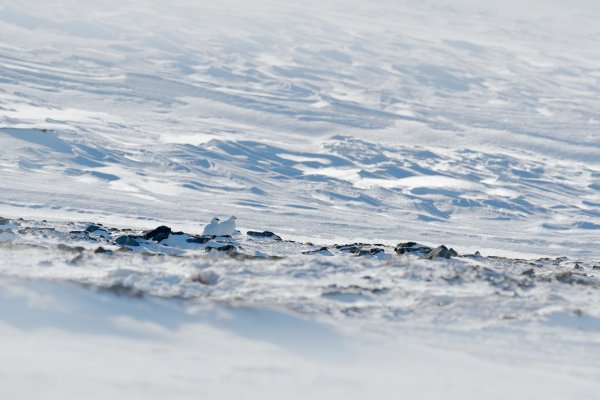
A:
1;276;599;400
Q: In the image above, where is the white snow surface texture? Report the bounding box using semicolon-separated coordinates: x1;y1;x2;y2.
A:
0;0;597;257
0;0;599;399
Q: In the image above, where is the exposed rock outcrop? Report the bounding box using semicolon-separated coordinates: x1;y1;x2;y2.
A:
420;245;458;260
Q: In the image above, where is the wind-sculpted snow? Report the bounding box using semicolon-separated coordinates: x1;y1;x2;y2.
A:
1;126;598;258
0;0;598;259
2;217;599;331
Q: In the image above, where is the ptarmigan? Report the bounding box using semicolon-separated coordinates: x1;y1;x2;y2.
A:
202;217;220;236
215;216;237;236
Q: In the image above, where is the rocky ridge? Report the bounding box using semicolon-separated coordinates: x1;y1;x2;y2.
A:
1;216;599;325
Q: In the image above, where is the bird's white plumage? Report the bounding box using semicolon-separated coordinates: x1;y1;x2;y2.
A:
202;216;237;236
215;216;237;236
203;217;220;236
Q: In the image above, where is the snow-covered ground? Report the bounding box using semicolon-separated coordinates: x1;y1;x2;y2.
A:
2;274;600;400
0;0;599;398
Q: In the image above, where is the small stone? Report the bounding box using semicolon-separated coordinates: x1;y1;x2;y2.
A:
303;247;333;256
57;244;84;253
217;244;237;252
247;231;282;241
420;245;458;260
395;242;432;255
205;244;236;252
102;283;144;298
94;246;113;254
143;226;172;242
115;235;140;246
69;254;84;264
521;268;535;277
357;248;384;257
336;244;362;253
85;224;101;233
187;236;211;244
555;271;573;284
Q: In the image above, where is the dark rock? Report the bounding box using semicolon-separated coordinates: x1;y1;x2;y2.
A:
395;242;432;255
115;235;140;246
85;224;102;233
101;283;144;298
420;245;458;260
357;248;384;256
371;287;388;294
68;254;84;264
186;236;211;244
323;284;388;297
227;252;284;261
57;244;84;253
0;217;9;225
217;244;237;252
555;271;573;284
336;244;362;253
143;225;172;242
521;268;535;277
370;248;384;255
554;271;595;286
227;252;259;260
247;231;282;241
205;244;236;252
335;243;352;247
94;246;113;254
303;247;333;256
395;242;416;251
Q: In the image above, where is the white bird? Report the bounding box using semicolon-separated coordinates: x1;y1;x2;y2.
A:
215;216;237;236
202;217;220;236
